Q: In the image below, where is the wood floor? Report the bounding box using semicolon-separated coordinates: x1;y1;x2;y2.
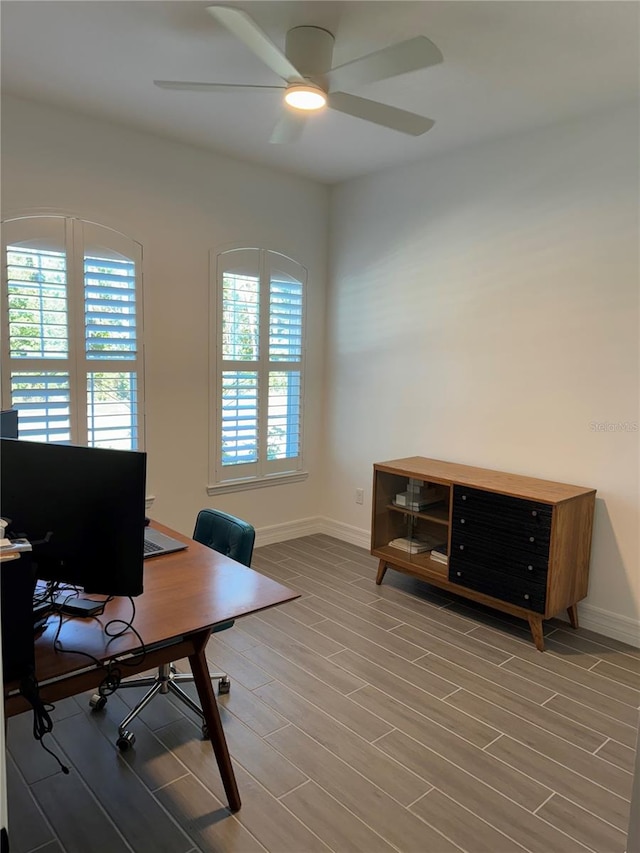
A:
6;534;639;853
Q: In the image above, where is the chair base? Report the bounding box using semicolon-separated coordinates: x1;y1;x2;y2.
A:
90;662;230;749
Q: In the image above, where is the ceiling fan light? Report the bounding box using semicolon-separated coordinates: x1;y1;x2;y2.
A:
284;85;327;111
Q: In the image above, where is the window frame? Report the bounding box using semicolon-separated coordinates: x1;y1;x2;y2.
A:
208;246;308;494
1;214;145;449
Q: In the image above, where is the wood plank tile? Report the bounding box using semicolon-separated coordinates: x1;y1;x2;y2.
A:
596;738;637;774
254;681;428;805
546;623;640;660
51;713;193;852
469;625;602;670
30;843;63;853
240;618;369;696
352;575;463;615
392;620;513;666
281;780;399;853
376;729;591;853
330;646;459;702
115;678;188;732
502;657;640;726
157;718;330;853
298;591;405;632
277;598;329;626
265;724;460;852
277;540;362;571
5;752;55;853
251;552;303;581
324;543;380;569
469;625;640;706
30;772;131;853
215;623;262;652
416;646;557;705
591;658;640;690
446;685;607;753
309;608;428;661
486;735;632;831
7;711;70;785
283;563;383;603
536;793;628;853
544;627;640;672
205;633;274;690
79;689;188;792
543;693;639;750
379;723;552;811
162;668;289;739
410;787;529;853
350;683;499;749
155;773;264;852
446;690;630;797
254;607;346;657
246;644;391;742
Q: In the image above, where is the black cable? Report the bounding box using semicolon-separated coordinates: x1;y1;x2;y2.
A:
18;670;69;775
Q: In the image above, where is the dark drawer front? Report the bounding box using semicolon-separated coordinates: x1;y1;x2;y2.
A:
453;486;552;531
449;542;548;584
451;523;551;559
449;563;546;613
451;486;551;556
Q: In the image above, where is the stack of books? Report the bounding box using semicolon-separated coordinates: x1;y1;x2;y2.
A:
388;534;446;554
430;544;448;565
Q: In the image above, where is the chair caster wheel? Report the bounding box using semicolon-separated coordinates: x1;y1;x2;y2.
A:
201;724;209;739
117;730;136;751
89;694;107;711
218;677;231;695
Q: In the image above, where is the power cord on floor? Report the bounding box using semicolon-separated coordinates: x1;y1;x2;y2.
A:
19;669;70;775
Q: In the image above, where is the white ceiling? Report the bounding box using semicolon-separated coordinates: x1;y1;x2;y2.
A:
1;1;638;184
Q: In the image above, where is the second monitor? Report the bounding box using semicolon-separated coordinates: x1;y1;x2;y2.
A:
0;438;147;597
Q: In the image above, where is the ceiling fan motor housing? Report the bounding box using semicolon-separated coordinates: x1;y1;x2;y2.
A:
285;26;335;82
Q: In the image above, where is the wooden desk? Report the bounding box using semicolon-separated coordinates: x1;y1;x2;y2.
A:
3;523;299;812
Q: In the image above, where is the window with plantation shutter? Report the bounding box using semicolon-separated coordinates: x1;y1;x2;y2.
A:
1;216;144;449
209;247;306;491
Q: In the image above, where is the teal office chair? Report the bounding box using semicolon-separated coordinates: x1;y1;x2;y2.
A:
91;509;255;750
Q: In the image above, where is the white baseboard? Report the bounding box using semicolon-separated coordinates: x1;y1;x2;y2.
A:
558;603;640;649
255;516;640;650
254;516;322;547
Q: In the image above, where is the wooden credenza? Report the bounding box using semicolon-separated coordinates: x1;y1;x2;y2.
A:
371;457;596;650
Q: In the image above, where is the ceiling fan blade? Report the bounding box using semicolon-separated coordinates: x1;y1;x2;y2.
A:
207;6;305;83
154;80;284;93
269;111;308;144
327;36;442;91
327;92;434;136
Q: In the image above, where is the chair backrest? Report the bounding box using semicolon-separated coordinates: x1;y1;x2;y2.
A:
192;508;255;568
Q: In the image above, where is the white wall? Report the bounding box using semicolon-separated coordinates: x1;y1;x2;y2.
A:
325;102;639;643
1;95;329;536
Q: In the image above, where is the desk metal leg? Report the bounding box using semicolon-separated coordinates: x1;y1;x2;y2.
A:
188;629;241;812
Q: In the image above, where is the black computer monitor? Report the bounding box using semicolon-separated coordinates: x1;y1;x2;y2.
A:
0;438;146;596
0;409;19;439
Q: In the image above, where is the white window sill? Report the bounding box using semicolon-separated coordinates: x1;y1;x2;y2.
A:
207;471;308;496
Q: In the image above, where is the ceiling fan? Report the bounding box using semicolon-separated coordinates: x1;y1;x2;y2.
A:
154;5;443;143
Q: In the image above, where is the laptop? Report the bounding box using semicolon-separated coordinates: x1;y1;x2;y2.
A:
143;527;188;559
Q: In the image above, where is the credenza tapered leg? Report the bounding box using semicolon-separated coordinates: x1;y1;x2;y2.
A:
376;560;388;585
527;614;545;651
189;629;241;812
567;604;579;629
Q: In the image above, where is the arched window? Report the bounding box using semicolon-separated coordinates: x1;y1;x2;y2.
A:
1;216;144;449
209;247;306;491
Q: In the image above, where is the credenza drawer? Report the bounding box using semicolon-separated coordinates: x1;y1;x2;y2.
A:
453;486;552;529
448;563;547;613
451;524;551;558
448;547;548;585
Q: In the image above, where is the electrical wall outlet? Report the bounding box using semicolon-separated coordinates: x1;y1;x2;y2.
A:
355;488;364;505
